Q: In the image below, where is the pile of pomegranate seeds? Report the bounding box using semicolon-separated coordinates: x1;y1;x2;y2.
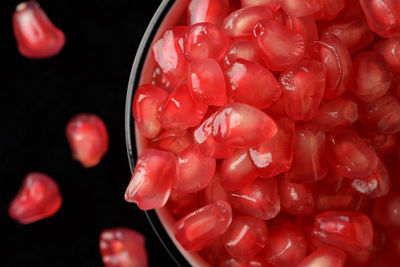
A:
128;0;400;265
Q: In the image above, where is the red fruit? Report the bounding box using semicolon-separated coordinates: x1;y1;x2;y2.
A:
311;211;374;252
374;37;400;74
297;246;346;267
278;0;320;17
222;6;273;38
188;0;230;28
336;0;364;20
241;0;279;10
372;192;400;228
200;171;229;206
188;58;227;106
263;223;307;267
133;84;168;139
226;59;282;109
280;59;327;121
350;51;392;103
368;131;398;156
200;238;227;266
185;22;229;62
253;19;305;71
9;172;62;224
360;0;400;38
223;215;268;261
229;178;280;220
212;103;278;148
99;228;148;267
152;26;189;85
311;96;359;130
150;129;193;154
158;84;208;131
284;15;319;49
166;189;199;218
315;188;365;211
66;113;109;168
314;0;345;21
223;40;263;69
248;118;294;178
151;66;177;94
174;200;233;251
316;167;344;194
310;34;352;99
285;126;327;183
325;130;379;179
220;149;258;191
278;175;315;215
220;256;270;267
175;145;216;193
12;1;65;58
124;149;176;210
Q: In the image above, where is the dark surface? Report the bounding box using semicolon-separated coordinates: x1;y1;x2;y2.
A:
0;0;176;266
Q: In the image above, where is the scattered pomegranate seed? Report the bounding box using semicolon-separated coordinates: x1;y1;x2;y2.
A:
223;40;263;69
199;171;229;206
150;129;193;154
99;227;148;267
66;113;109;168
13;1;65;58
278;0;321;18
9;172;62;224
187;0;230;28
297;246;346;267
315;186;365;211
284;15;319;49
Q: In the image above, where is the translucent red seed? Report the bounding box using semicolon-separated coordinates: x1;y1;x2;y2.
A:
187;0;230;28
9;172;62;224
374;37;400;75
279;0;321;18
297;246;346;267
372;192;400;229
314;0;345;21
223;40;263;69
241;0;279;10
150;129;193;154
12;1;65;58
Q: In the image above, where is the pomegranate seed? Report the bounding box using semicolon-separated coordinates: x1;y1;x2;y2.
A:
223;215;268;261
226;59;282;109
266;96;288;119
311;96;359;130
220;256;270;267
223;40;263;69
9;172;62;224
310;34;352;99
212;103;278;148
360;0;400;38
220;149;258;191
152;26;189;85
199;171;229;206
166;189;199;218
384;231;400;261
285;126;327;183
279;0;320;17
222;6;273;38
253;19;305;71
66;113;108;168
229;177;280;220
372;192;400;229
314;0;345;21
248;118;294;178
316;167;344;194
133;84;168;139
150;129;193;154
151;66;177;93
325;130;379;179
124;149;176;210
349;51;392;103
315;187;365;211
188;58;227;106
158;84;208;131
187;0;230;28
263;223;307;267
367;131;398;156
185;22;229;62
241;0;279;10
284;15;319;49
174;200;232;251
280;59;327;121
200;238;227;266
297;246;346;267
311;211;374;252
374;37;400;75
175;144;216;193
13;1;65;58
99;228;148;267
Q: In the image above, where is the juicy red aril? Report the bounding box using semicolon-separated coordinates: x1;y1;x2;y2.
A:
314;0;345;21
212;103;278;148
280;59;327;121
13;1;65;58
284;15;319;49
174;200;232;251
241;0;279;10
248;118;294;178
349;51;392;103
374;37;400;74
199;171;229;206
166;189;199;218
229;178;280;220
99;227;148;267
223;215;268;261
222;6;273;38
226;59;281;109
9;172;62;224
372;192;400;229
285;126;327;183
316;167;343;194
325;130;378;179
360;0;400;38
185;22;229;62
297;246;347;267
220;256;270;267
253;19;305;71
150;129;193;154
151;66;177;93
187;0;230;28
124;148;176;210
315;188;365;211
158;84;207;131
263;223;307;267
66;113;109;168
311;211;374;252
368;131;398;156
278;0;320;18
175;144;216;193
133;84;168;139
188;58;227;106
223;40;263;69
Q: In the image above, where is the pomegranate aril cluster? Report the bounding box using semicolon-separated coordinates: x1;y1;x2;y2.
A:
129;0;400;265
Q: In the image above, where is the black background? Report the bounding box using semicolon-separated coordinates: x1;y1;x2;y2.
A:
1;0;177;266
